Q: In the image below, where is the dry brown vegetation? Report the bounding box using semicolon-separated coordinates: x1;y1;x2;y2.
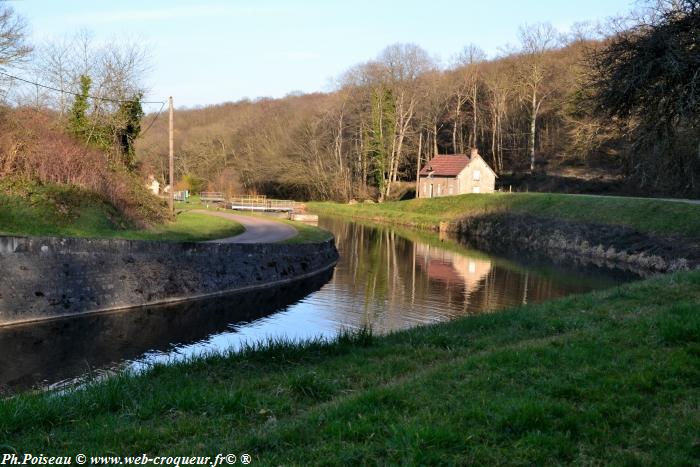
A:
0;0;167;226
135;38;624;202
136;3;699;201
0;107;167;226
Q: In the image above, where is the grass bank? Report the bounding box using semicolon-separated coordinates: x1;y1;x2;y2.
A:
1;270;699;464
309;193;700;240
0;181;244;242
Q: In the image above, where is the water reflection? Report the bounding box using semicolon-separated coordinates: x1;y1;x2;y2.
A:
0;271;332;395
320;218;640;332
0;217;641;394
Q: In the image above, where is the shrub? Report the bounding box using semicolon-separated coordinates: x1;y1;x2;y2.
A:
0;107;168;226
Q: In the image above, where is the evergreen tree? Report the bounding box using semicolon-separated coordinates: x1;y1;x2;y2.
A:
67;75;91;141
365;86;395;196
115;95;144;170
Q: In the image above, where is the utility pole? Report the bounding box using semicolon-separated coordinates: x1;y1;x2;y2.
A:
168;96;174;214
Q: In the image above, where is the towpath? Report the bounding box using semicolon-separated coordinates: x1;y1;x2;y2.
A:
192;210;298;243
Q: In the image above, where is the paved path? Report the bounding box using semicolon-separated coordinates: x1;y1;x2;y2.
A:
192;210;298;243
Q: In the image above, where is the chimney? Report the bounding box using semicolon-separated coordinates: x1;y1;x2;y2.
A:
470;148;479;158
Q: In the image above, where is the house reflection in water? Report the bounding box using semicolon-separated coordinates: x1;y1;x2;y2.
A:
411;242;552;314
318;217;636;336
415;244;491;289
414;243;493;309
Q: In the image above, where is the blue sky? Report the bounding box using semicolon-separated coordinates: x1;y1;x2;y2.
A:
13;0;634;108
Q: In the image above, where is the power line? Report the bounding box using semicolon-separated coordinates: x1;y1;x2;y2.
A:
0;70;165;105
139;100;167;138
0;69;168;138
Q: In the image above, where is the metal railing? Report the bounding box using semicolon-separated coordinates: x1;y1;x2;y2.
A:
228;195;298;212
200;191;226;203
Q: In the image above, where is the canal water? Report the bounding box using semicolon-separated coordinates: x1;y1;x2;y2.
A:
0;217;642;394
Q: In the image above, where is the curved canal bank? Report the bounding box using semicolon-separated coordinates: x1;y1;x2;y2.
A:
0;234;338;326
309;194;700;273
0;268;334;394
451;212;699;273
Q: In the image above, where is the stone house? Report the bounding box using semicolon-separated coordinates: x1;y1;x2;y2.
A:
146;175;160;196
418;149;496;198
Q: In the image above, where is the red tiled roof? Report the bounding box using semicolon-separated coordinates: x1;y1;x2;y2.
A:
419;154;471;177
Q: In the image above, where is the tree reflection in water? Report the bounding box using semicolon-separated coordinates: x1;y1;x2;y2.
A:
0;218;640;395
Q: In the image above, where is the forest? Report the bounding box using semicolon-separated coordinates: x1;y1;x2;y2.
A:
0;0;698;208
135;1;700;201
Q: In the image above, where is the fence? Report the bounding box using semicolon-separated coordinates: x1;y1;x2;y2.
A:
200;191;226;203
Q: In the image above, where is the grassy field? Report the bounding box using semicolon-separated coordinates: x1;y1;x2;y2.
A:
309;193;700;240
0;182;244;242
1;270;698;464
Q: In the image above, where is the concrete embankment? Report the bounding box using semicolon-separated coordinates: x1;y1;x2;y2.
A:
0;235;338;326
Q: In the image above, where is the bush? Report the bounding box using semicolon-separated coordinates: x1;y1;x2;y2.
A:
0;107;168;226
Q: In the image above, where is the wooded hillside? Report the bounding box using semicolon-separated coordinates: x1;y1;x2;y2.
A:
136;2;700;201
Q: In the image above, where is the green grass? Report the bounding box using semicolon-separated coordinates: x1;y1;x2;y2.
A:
309;193;700;240
119;211;244;242
1;270;699;464
175;198;333;243
0;182;244;242
281;219;332;244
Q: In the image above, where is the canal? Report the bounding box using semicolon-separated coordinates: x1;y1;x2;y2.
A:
0;217;642;394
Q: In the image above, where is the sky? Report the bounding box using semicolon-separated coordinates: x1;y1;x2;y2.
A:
12;0;635;109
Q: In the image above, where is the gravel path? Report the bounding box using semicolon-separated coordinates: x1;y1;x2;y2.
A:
192;210;298;243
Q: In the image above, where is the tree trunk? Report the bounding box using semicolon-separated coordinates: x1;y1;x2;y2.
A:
472;83;478;150
452;101;459;153
415;131;423;198
491;108;497;171
529;89;537;172
433;123;438;155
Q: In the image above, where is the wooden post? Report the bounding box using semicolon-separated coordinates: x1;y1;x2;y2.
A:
168;96;174;214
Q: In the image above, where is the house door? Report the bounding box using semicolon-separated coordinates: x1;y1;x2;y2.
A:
429;184;434;198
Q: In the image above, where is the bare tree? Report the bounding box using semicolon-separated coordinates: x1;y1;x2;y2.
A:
483;60;514;173
451;44;486;152
0;1;30;70
517;22;561;172
32;36;75;114
376;43;434;200
30;31;150;114
0;0;31;102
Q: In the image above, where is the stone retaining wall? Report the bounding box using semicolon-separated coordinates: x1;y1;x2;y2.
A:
452;213;698;273
0;236;338;326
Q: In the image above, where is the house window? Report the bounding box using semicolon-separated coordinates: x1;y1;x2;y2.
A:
473;170;481;181
472;186;481;194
